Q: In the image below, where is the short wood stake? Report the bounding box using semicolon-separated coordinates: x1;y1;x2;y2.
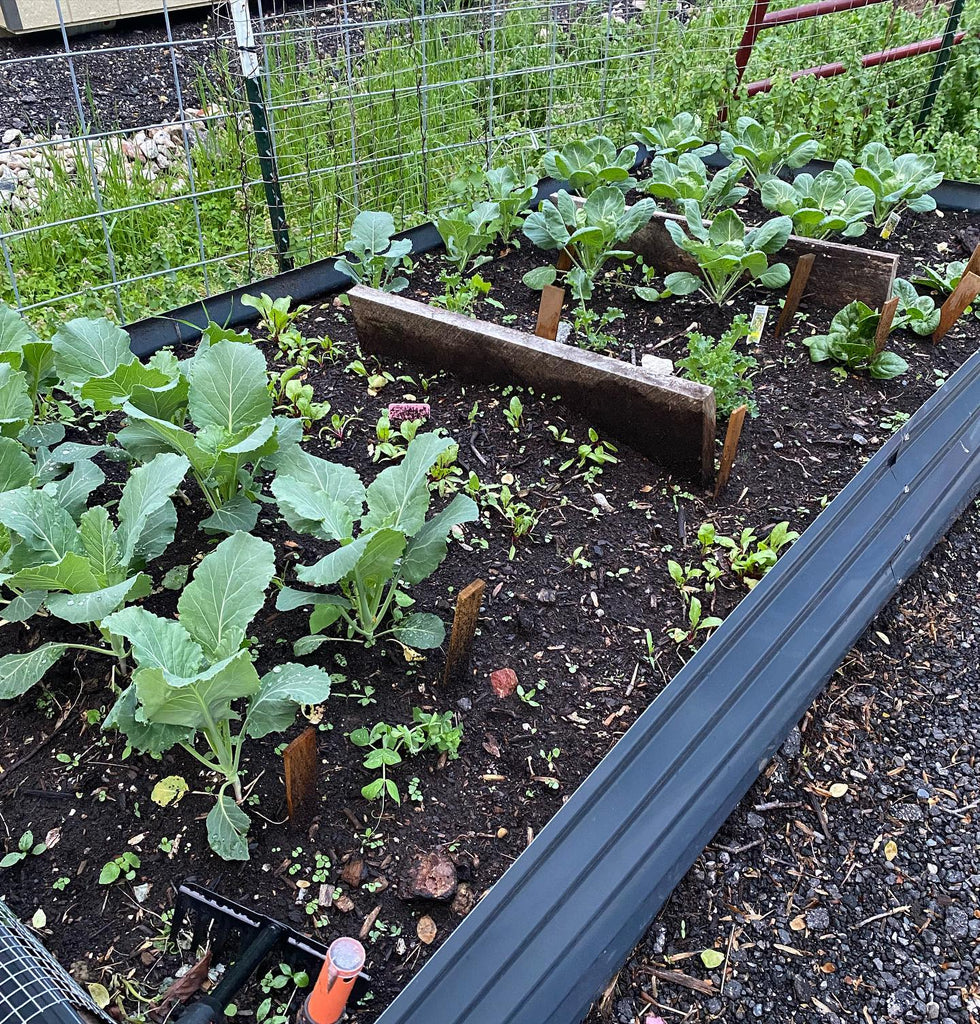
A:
535;284;565;341
284;727;318;828
443;579;485;686
714;404;748;499
964;241;980;279
872;296;900;356
933;271;980;343
774;253;815;340
556;248;573;272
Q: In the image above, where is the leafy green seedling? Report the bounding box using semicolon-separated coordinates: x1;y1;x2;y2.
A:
335;211;413;293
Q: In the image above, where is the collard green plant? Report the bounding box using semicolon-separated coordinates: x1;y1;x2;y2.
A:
632;112;716;162
274;434;478;653
118;340;301;533
676;315;758;416
484;167;537;244
718;117;818;186
0;451;190;700
663;202;792;305
435;201;500;274
541;136;637;197
521;188;656;302
760;170;875;239
643;155;748;216
335;211;413;293
835;144;943;226
803;301;908;379
892;278;940;336
102;532;333;861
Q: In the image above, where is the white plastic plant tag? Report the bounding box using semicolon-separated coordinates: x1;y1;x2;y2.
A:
880;212;901;240
748;304;769;344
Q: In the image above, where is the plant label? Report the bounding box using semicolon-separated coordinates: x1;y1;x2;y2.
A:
934;271;980;343
443;579;486;685
748;305;769;344
714;404;748;498
388;402;431;424
880;212;901;240
284;728;318;827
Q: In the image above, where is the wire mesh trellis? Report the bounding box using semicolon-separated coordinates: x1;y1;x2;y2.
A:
0;0;976;327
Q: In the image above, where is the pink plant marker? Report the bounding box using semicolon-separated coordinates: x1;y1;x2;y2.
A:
388;402;430;424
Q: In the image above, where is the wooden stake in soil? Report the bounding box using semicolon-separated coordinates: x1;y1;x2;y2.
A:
964;241;980;279
872;296;900;357
443;579;486;686
283;727;318;828
714;404;748;498
774;253;815;340
534;285;565;341
556;248;573;272
933;271;980;343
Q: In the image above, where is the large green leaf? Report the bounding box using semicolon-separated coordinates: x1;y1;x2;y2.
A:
177;532;275;660
102;606;204;676
52;317;132;388
0;488;81;566
20;341;57;402
245;662;333;739
2;591;46;622
296;533;370;588
103;686;194;754
187;340;272;434
272;476;355;542
200;495;259;535
44;459;105;521
392;612;446;650
353;529;406;597
400;493;479;585
362;432;454;534
46;575;150;624
5;552;101;594
116;452;189;566
0;302;37;356
206;794;251;861
135;650;260;728
79;507;120;578
0;365;32;438
0;643;68;699
80;361;173;413
271;449;365;515
118;406;212;476
0;437;33;493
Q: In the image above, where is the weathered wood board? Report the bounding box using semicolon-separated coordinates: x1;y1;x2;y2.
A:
348;286;716;484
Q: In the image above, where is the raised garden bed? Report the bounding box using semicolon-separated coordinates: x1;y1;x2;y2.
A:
1;129;980;1024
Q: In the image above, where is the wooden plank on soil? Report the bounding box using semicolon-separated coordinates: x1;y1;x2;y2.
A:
714;404;748;498
933;271;980;343
774;253;815;340
284;727;318;828
348;286;716;484
534;285;565;341
621;210;898;310
443;579;486;686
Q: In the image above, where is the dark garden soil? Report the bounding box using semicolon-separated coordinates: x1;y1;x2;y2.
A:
0;202;977;1023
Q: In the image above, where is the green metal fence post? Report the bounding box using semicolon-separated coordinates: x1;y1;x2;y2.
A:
915;0;966;131
230;0;293;272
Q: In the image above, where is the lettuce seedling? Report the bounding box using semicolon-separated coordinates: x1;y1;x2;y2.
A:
542;136;637;197
335;211;413;293
118;340;301;533
663;202;792;305
719;117;818;187
760;170;875;239
521;187;657;302
632;112;716;162
835;144;943;227
102;532;332;861
0;452;190;700
644;154;748;216
274;433;478;653
804;301;908;379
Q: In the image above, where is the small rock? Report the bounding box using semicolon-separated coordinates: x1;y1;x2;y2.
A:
400;848;457;900
1;128;21;146
852;433;869;446
490;668;518;698
640;354;674;375
451;881;475;917
746;812;765;829
945;907;969;939
781;726;802;758
556;322;572;344
456;697;472;712
536;588;557;605
805;907;831;930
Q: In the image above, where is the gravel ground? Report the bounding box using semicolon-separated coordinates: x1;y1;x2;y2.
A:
593;497;980;1024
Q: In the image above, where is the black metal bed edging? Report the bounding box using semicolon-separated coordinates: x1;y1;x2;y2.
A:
123;155;980;356
369;350;980;1024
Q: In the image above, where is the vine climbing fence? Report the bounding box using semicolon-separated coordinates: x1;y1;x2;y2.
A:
0;0;976;326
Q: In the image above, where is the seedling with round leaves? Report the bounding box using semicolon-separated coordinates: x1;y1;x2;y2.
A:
541;135;638;197
521;187;657;303
274;433;479;653
760;170;875;239
101;532;333;861
834;144;943;227
892;278;940;337
804;300;908;379
663;202;792;306
335;211;413;293
632;112;717;162
718;116;818;187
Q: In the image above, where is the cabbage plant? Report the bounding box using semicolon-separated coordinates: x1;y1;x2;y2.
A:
760;170;875;239
834;144;943;227
804;301;908;378
542;136;637;197
632;112;716;162
644;155;748;216
274;434;478;653
719;117;818;187
102;532;333;861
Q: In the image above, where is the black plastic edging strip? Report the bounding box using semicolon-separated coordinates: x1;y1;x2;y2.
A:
372;349;980;1024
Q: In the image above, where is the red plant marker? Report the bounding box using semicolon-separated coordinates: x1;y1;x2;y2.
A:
303;937;365;1024
387;402;430;424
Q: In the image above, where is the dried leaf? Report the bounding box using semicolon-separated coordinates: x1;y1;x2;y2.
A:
829;783;849;798
884;840;898;862
790;915;807;931
416;915;437;945
87;983;111;1009
700;948;725;969
150;775;188;807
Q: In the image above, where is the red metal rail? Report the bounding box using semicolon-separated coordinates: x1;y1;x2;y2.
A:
724;0;967;119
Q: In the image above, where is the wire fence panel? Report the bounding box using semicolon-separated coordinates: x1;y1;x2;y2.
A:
0;0;976;327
